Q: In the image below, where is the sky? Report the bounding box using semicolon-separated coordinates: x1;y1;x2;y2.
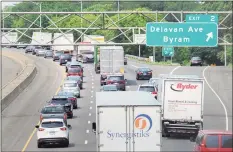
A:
1;1;20;9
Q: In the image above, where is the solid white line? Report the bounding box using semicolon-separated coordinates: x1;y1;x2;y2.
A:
92;86;94;89
91;95;93;98
92;82;94;85
86;130;90;133
90;107;92;110
203;66;229;131
130;64;139;68
91;90;93;93
89;113;91;116
85;140;88;144
90;101;93;103
88;121;91;124
170;66;181;75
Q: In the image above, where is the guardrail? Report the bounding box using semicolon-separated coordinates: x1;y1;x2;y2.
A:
125;54;151;62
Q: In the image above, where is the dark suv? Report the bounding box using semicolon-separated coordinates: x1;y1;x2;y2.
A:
48;96;74;118
105;74;126;91
191;57;203;66
59;54;72;65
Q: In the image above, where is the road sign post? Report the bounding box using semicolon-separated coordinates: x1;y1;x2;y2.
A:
185;14;218;23
146;22;218;47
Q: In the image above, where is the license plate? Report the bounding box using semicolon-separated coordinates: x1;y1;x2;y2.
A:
49;131;55;135
143;73;146;75
65;60;67;62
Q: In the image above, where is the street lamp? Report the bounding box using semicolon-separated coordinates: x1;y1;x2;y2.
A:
224;34;231;66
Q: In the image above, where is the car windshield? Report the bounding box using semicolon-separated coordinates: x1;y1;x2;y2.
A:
46;51;53;54
66;76;81;81
58;92;74;97
192;57;201;60
103;85;118;91
68;68;81;73
64;83;77;87
108;76;124;81
139;86;155;92
61;54;71;58
41;106;64;114
41;121;63;128
139;68;151;72
50;99;69;105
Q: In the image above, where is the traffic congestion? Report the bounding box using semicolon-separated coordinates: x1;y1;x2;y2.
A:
1;1;232;152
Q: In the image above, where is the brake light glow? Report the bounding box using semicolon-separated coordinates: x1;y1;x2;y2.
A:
119;80;125;84
148;72;152;74
40;114;43;121
39;128;44;131
138;72;143;75
60;127;67;131
64;114;67;120
151;91;157;94
107;80;112;84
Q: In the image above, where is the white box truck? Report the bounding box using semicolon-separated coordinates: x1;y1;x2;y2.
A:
53;33;74;52
157;74;204;137
92;91;162;151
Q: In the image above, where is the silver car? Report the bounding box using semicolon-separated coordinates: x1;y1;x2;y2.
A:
61;80;81;98
36;49;46;56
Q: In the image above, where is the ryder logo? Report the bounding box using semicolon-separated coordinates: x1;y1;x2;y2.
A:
170;83;198;92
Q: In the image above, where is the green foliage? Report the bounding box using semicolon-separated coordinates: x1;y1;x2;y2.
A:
3;1;232;66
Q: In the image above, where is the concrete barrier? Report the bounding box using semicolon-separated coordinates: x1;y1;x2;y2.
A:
1;51;37;111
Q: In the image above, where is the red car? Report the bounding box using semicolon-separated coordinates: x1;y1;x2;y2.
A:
67;67;83;77
191;130;232;152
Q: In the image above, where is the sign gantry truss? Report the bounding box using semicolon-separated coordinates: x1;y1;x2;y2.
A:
1;11;232;46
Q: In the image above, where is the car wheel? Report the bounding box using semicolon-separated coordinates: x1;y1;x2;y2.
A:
70;113;73;118
136;75;139;80
60;63;62;65
74;105;78;109
64;139;69;147
53;59;55;61
37;142;42;148
78;95;81;98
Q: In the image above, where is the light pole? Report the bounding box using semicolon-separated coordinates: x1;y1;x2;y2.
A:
224;34;231;66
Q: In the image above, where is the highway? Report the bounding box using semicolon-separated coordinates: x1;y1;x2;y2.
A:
1;55;22;87
1;51;232;151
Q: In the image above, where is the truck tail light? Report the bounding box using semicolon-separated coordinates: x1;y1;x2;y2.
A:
39;128;44;131
60;127;67;131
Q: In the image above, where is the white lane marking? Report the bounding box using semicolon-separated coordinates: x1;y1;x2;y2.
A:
91;90;93;93
88;121;91;124
91;95;93;98
92;79;94;81
92;82;94;85
92;86;94;89
90;107;92;110
89;113;91;116
91;75;94;77
90;101;93;103
86;130;90;133
170;66;181;75
203;66;229;131
85;140;88;144
130;64;139;68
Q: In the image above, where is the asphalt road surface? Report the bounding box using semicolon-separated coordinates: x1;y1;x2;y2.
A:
1;55;22;87
2;51;232;151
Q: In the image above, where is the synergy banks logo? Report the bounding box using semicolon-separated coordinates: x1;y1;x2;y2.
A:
107;114;153;140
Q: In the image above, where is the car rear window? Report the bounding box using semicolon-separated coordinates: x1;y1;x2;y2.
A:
68;68;81;73
64;83;77;87
192;57;201;60
41;121;63;128
67;76;81;81
139;86;155;92
42;107;64;114
61;54;71;58
108;76;124;81
103;85;118;91
221;135;232;148
139;68;151;72
51;99;69;105
205;135;219;148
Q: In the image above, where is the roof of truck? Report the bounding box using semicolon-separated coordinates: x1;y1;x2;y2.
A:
96;91;161;106
99;46;123;50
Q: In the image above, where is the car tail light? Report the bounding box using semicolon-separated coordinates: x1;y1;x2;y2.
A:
138;72;143;75
39;128;44;131
107;80;112;84
148;72;152;74
151;91;157;94
60;127;67;131
79;72;83;76
40;114;43;121
64;114;67;120
119;80;125;84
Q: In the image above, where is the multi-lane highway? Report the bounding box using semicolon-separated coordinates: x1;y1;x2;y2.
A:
2;50;232;151
1;55;22;87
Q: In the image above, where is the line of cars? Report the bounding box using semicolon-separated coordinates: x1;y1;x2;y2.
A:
23;46;85;148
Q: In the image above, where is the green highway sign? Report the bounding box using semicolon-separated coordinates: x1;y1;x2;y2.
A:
162;47;174;57
186;14;218;23
146;22;218;47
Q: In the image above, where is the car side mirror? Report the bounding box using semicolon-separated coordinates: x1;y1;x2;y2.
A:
35;125;39;128
92;122;96;133
190;136;196;142
67;124;71;129
125;79;127;81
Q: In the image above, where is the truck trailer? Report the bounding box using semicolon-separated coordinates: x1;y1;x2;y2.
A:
157;74;204;138
92;91;162;151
